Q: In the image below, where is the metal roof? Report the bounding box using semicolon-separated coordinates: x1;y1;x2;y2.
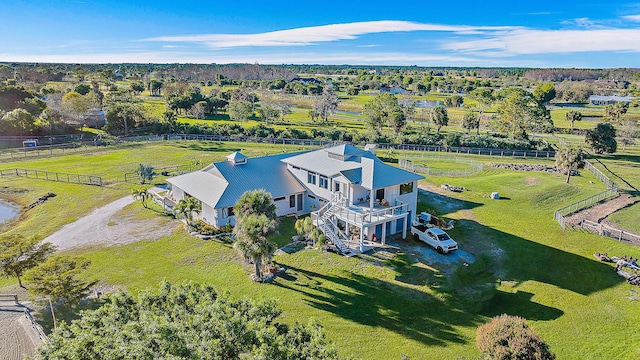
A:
284;145;423;190
167;152;307;209
166;171;228;208
325;144;365;156
360;157;424;190
282;145;374;176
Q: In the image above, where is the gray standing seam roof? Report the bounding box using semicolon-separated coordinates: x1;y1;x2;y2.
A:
167;152;307;209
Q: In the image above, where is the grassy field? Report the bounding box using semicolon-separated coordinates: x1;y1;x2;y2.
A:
2;141;640;359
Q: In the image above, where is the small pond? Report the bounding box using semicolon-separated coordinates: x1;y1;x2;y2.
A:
400;99;443;108
0;199;19;224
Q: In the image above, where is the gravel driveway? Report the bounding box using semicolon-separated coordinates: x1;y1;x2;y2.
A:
44;195;177;251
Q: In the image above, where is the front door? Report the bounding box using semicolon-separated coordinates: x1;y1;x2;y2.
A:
297;194;303;211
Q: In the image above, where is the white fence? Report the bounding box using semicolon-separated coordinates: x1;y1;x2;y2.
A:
581;220;640;245
399;154;483;177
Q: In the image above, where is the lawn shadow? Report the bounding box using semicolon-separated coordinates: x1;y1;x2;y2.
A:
175;142;242;153
460;219;622;297
481;290;564;321
35;297;106;334
273;264;478;347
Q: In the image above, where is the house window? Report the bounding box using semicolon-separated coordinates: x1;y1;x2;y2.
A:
400;182;414;195
273;196;285;201
224;207;235;218
334;182;340;192
319;176;328;189
308;194;316;199
376;188;385;200
289;195;296;208
307;171;317;185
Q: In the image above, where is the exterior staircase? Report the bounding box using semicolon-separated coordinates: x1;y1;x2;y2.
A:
312;194;356;257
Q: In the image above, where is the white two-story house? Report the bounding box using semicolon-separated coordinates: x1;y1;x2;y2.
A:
166;144;424;255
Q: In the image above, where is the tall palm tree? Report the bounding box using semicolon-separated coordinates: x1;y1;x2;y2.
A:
555;146;584;184
232;190;278;280
174;197;201;225
233;214;277;280
131;187;151;208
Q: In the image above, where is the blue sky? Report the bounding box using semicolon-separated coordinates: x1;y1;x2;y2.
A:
1;0;640;67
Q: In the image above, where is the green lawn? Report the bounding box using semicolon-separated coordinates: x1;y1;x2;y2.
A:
2;142;640;359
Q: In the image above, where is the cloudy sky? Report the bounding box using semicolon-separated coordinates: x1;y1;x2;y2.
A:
1;0;640;67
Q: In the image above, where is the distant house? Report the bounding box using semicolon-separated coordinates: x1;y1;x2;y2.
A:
589;95;634;106
82;108;106;128
289;77;323;85
166;144;424;254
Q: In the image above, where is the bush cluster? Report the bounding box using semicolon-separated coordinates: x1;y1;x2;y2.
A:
189;219;232;236
476;314;555;360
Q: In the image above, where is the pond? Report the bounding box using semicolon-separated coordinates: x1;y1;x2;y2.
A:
0;199;19;225
400;99;443;108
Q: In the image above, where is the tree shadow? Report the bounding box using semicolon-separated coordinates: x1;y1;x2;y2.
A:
273;265;477;347
481;290;564;321
34;297;106;334
174;142;242;153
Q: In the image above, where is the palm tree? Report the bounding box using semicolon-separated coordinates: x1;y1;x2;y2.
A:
234;189;277;222
137;164;154;184
232;190;278;280
174;197;201;225
233;214;277;280
131;187;151;208
555;146;584;184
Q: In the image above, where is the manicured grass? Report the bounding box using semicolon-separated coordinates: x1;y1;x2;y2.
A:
606;202;640;234
2;142;640;359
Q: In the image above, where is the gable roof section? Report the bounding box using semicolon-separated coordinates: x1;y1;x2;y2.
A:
326;144;365;156
166;171;228;208
284;144;424;189
360;157;424;189
168;152;306;209
282;145;371;176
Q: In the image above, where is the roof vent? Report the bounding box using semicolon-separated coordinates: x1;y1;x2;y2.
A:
364;144;377;154
226;152;248;165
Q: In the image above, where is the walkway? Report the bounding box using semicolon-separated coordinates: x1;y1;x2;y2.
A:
0;300;39;360
44;195;177;251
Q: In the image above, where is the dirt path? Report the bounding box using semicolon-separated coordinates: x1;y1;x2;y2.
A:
0;301;39;360
565;193;637;227
44;195;178;251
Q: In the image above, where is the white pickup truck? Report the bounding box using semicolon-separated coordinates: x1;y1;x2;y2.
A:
410;225;458;254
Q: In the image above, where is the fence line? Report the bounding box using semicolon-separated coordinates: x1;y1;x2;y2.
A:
24;309;50;344
398;154;483;177
0;168;103;186
581;219;640;245
0;143;88;161
583;159;617;189
553;157;619;230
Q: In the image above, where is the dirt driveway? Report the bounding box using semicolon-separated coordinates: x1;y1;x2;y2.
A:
44;195;178;251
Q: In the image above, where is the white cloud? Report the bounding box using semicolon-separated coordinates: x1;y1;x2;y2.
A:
623;14;640;21
442;28;640;55
141;20;520;48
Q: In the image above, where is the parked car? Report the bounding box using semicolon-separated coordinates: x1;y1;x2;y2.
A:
410;225;458;254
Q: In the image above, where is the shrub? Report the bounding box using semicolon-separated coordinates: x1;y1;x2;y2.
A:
476;314;555;360
189;219;232;236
